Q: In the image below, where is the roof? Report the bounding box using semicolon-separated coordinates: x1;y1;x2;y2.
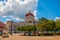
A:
0;21;6;28
26;11;34;17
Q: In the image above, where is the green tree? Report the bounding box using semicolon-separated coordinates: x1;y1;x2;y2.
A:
46;20;56;33
17;25;34;36
38;17;48;23
37;17;48;32
55;20;60;32
37;17;56;33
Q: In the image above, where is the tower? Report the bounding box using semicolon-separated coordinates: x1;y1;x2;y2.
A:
25;11;34;23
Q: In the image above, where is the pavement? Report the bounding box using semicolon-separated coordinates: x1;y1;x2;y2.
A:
0;34;60;40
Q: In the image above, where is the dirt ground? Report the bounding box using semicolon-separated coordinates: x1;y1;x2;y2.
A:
0;34;60;40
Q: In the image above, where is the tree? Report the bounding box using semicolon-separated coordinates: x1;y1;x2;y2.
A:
46;20;56;33
38;17;48;23
17;25;34;36
37;17;56;33
55;20;60;32
37;17;49;32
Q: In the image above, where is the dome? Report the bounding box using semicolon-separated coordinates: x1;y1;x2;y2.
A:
26;11;34;17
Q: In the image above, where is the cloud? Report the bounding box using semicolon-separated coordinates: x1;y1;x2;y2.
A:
33;10;38;21
2;16;7;18
6;19;11;21
0;14;24;22
33;10;37;17
54;17;60;21
4;22;6;23
15;18;20;20
0;0;38;19
55;17;60;19
15;17;24;22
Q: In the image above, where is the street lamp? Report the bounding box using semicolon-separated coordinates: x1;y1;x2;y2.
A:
33;21;36;36
14;26;17;33
10;21;13;35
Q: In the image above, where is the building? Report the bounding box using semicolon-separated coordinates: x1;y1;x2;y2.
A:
6;11;36;33
0;21;6;35
25;11;34;23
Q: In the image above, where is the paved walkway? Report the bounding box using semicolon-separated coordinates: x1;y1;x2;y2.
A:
0;34;60;40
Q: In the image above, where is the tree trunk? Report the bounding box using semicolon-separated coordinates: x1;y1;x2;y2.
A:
28;31;31;36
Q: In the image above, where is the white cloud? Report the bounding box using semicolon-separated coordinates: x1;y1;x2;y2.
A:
2;16;7;18
54;17;60;21
15;17;20;20
15;17;24;21
33;10;38;21
5;16;24;22
55;17;60;19
33;10;37;17
0;0;38;19
6;19;11;21
4;22;6;23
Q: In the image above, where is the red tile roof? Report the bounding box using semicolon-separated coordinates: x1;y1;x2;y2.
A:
26;12;34;17
0;22;6;28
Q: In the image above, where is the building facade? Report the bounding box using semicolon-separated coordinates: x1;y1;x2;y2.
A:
0;21;6;35
6;12;36;33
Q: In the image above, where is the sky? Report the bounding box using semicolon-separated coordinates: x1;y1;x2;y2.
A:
38;0;60;20
0;0;60;23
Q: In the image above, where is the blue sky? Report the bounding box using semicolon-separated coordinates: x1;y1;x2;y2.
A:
37;0;60;20
0;0;60;23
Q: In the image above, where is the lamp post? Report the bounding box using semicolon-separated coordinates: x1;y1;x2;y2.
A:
14;26;17;33
33;21;36;36
10;21;13;35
